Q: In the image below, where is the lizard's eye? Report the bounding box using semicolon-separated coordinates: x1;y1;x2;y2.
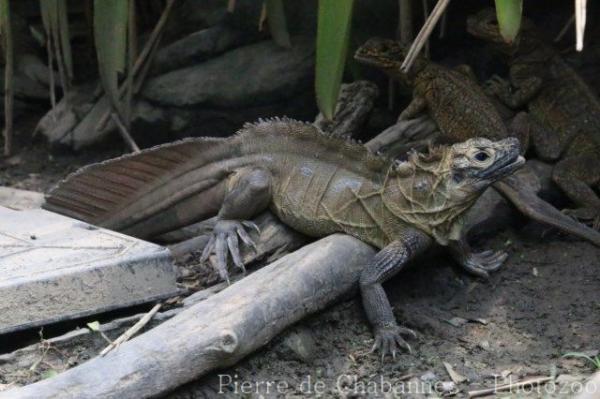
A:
475;151;490;162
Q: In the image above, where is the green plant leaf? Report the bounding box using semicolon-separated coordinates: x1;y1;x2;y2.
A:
56;0;72;78
494;0;522;43
94;0;129;111
87;321;101;332
0;0;7;26
41;0;73;83
265;0;291;48
315;0;354;120
42;369;59;379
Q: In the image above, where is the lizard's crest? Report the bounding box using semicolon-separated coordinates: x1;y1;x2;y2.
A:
384;137;524;244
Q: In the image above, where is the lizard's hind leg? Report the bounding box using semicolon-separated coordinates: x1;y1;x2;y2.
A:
553;155;600;230
201;167;272;282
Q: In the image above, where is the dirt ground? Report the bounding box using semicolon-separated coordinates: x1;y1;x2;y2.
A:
1;131;599;398
166;229;600;398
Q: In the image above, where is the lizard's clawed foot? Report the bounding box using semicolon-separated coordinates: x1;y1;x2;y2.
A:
459;249;508;279
371;324;417;361
562;208;600;230
200;219;260;283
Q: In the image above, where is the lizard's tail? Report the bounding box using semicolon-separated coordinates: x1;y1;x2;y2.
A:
43;136;240;235
494;176;600;247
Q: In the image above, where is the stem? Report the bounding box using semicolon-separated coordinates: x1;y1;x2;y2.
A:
3;0;14;156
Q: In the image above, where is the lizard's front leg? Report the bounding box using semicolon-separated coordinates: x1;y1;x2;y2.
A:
360;230;431;360
448;235;507;279
397;95;427;121
201;167;272;282
485;73;542;109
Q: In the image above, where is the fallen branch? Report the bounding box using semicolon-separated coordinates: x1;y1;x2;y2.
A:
313;81;379;138
365;115;438;157
99;303;162;356
1;234;374;399
554;14;574;42
468;376;553;398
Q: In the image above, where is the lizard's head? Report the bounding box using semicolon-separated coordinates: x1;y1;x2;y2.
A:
384;137;524;244
466;8;537;52
466;9;507;45
446;137;524;195
354;38;426;81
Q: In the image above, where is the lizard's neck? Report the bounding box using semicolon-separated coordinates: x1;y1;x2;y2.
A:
381;158;478;245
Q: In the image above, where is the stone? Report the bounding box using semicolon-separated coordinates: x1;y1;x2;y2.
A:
0;206;179;335
282;326;318;363
142;37;315;108
151;24;257;76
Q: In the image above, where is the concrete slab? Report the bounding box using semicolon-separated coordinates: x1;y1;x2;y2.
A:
0;187;44;210
0;206;179;334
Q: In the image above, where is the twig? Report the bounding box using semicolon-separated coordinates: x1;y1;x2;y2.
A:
468;376;553;398
397;0;413;43
443;361;467;384
133;27;164;93
124;0;137;129
46;36;57;112
110;112;140;153
554;14;574;42
49;11;70;94
400;0;450;73
100;303;162;356
575;0;586;51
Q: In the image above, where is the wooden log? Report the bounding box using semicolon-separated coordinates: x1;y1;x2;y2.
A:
365;115;439;158
314;80;379;138
1;234;375;399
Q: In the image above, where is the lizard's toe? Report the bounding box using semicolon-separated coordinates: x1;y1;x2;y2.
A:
242;221;261;234
227;234;246;273
214;232;230;283
372;325;416;361
236;224;258;252
201;219;259;282
461;250;507;278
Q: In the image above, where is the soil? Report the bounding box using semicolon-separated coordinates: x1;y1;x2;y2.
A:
1;132;599;398
166;228;600;398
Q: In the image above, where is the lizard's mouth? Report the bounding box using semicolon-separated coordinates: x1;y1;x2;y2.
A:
482;153;525;180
